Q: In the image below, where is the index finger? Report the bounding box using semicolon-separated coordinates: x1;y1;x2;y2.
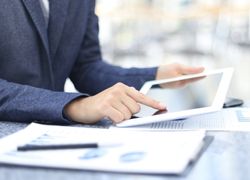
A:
126;87;166;110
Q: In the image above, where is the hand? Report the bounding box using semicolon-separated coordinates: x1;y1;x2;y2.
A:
156;63;204;80
64;83;166;124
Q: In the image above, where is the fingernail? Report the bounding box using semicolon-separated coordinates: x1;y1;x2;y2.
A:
158;102;167;109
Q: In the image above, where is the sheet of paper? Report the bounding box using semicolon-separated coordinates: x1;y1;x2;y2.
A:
0;123;206;174
112;108;250;131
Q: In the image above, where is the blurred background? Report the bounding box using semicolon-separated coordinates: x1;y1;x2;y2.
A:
66;0;250;101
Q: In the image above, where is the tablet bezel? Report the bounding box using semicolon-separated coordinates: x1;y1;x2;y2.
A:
116;68;234;127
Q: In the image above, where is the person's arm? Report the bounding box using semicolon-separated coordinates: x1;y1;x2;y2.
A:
0;78;86;124
69;0;157;95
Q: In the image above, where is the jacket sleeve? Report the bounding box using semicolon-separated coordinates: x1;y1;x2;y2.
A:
69;0;158;95
0;78;87;124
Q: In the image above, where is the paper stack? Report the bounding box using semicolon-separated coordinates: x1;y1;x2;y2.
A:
0;123;208;174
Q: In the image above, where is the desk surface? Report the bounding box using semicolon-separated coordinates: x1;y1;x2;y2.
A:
0;121;250;180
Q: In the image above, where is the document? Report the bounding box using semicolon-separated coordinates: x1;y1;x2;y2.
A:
0;123;207;174
112;108;250;131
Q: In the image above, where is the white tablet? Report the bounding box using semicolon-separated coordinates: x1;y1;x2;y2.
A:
116;68;234;127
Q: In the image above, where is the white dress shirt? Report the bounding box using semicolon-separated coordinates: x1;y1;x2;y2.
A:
39;0;50;27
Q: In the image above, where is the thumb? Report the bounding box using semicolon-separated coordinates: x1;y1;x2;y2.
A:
179;65;204;75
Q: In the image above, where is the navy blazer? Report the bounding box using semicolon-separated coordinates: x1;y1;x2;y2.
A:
0;0;157;124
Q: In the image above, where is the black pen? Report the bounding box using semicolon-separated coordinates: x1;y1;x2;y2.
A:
17;143;121;151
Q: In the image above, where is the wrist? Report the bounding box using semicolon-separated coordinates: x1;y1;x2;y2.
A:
63;97;84;123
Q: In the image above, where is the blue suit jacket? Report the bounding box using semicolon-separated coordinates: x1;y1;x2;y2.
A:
0;0;157;124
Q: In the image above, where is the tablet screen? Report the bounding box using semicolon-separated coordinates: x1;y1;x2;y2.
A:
136;72;223;118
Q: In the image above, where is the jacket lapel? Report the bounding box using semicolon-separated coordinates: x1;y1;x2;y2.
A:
48;0;69;59
22;0;50;57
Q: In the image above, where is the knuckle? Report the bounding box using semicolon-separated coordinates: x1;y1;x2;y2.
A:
106;94;115;101
113;114;124;123
110;86;125;97
133;104;141;114
137;92;146;100
115;82;125;89
120;107;131;120
110;89;121;97
102;101;110;108
99;101;113;113
124;111;132;120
